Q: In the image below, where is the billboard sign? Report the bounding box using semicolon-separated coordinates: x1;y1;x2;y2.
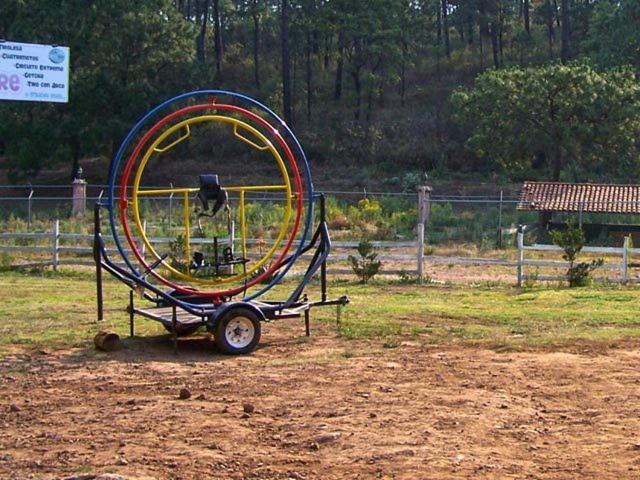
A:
0;41;70;103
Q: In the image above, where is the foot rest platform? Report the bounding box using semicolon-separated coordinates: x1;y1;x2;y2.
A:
132;306;208;328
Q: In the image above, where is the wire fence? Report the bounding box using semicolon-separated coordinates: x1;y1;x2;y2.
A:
3;184;640;253
0;183;533;247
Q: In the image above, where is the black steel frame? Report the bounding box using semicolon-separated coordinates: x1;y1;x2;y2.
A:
94;194;348;349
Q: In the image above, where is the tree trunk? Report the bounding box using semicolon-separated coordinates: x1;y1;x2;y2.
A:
252;10;260;89
195;0;201;27
292;46;297;126
400;41;407;107
281;0;292;126
213;0;222;77
305;30;312;124
552;150;561;181
490;21;500;68
560;0;569;63
546;0;555;58
498;5;504;64
366;80;374;123
523;0;530;35
436;0;442;46
441;0;450;59
352;67;362;120
334;32;344;101
478;0;489;68
324;34;330;70
196;0;210;64
466;3;474;45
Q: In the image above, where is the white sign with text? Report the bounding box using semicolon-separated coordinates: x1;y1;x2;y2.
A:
0;41;70;103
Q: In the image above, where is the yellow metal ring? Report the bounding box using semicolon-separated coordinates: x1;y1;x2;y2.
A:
130;114;293;286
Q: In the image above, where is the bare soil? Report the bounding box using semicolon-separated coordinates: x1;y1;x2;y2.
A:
2;321;640;480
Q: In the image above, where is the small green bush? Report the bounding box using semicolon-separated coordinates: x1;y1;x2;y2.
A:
348;239;382;284
550;222;604;287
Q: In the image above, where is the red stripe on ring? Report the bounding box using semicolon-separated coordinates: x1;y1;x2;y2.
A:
119;103;304;300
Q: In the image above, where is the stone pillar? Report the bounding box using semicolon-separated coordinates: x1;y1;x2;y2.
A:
72;168;87;217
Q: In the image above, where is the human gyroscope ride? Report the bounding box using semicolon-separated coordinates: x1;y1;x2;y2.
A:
94;90;348;354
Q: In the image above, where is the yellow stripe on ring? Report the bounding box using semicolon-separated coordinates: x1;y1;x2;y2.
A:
130;115;292;286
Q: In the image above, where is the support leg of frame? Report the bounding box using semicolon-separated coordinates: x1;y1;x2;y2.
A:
172;305;178;354
94;205;104;322
129;289;135;337
304;309;310;337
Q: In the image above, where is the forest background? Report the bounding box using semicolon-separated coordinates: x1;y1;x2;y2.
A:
1;0;639;191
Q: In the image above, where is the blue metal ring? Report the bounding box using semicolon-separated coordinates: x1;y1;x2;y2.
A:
107;90;314;303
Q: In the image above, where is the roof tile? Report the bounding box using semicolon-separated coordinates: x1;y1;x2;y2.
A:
517;182;640;214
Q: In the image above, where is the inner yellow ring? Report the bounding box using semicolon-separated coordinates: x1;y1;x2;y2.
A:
130;115;293;286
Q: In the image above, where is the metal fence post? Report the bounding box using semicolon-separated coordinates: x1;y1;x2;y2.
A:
622;235;629;284
27;187;34;230
517;229;524;287
168;182;174;234
51;219;59;271
497;189;503;248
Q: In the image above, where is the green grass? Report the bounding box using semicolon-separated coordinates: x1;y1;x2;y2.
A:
315;281;640;349
0;269;166;351
1;269;640;353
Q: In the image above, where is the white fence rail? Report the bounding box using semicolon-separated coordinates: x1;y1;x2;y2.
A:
516;232;636;286
0;220;430;276
3;221;639;286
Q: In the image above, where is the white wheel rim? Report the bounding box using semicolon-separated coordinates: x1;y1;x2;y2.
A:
225;316;255;349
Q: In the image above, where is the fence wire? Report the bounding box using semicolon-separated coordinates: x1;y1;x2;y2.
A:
2;184;640;248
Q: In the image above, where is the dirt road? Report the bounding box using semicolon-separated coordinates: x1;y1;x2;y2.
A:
2;321;640;479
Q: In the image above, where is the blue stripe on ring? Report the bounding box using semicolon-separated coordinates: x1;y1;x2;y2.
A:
107;90;314;304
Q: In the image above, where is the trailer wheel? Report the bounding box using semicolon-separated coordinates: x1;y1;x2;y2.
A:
214;307;261;355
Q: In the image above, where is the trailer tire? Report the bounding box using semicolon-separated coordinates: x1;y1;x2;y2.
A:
214;307;261;355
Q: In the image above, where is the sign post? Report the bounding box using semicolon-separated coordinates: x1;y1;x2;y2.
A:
0;40;70;103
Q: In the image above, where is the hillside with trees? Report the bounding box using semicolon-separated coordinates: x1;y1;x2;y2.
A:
0;0;638;188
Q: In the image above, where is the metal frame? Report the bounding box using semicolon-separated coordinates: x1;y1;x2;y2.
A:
96;89;348;352
94;193;348;351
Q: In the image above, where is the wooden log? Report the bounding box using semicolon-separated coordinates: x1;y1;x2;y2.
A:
94;331;120;351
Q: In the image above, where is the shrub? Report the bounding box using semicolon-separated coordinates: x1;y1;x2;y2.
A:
357;198;382;221
550;222;604;287
169;234;188;272
348;239;382;284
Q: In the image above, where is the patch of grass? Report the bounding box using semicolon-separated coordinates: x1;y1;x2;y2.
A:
311;282;640;349
0;269;165;352
2;270;640;353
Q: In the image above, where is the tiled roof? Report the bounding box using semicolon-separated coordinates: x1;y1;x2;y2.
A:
517;182;640;214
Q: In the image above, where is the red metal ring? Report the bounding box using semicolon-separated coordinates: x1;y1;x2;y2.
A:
119;103;303;300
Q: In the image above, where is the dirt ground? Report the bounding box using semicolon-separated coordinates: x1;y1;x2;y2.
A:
2;320;640;480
